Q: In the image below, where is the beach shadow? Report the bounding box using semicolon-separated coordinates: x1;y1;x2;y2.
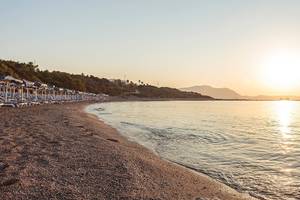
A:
1;178;19;187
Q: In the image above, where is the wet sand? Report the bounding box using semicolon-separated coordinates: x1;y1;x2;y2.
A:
0;103;256;200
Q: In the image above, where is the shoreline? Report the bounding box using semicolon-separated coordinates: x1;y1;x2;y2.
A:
0;102;256;199
106;96;300;102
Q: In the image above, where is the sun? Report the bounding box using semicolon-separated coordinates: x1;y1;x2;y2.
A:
261;49;300;91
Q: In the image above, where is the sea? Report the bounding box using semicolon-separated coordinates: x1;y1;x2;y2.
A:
86;101;300;200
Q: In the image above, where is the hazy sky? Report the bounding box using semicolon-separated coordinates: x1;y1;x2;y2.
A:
1;0;300;95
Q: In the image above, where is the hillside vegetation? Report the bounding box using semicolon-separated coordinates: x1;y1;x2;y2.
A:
0;59;212;99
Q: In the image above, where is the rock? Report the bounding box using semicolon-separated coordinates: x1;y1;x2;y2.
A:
107;138;119;143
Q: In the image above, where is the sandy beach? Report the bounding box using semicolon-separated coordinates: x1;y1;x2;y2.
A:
0;103;256;200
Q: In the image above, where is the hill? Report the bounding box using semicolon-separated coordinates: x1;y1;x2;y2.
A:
181;85;243;99
0;59;213;99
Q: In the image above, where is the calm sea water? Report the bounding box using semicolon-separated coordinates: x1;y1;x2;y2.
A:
86;101;300;200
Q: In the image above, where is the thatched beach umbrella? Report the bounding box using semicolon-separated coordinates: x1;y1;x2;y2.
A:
23;79;35;99
0;76;23;104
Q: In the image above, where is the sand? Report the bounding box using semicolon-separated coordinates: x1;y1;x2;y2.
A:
0;103;256;200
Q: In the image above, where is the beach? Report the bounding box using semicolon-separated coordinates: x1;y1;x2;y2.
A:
0;103;256;200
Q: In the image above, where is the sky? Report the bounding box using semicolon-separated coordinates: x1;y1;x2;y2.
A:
1;0;300;96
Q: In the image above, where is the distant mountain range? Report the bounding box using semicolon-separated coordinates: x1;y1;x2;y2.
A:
181;85;244;99
246;95;300;101
181;85;300;100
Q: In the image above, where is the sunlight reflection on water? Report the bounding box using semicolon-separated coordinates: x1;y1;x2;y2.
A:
274;101;294;137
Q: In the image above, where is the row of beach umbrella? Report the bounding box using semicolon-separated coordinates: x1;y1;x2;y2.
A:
0;75;108;107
